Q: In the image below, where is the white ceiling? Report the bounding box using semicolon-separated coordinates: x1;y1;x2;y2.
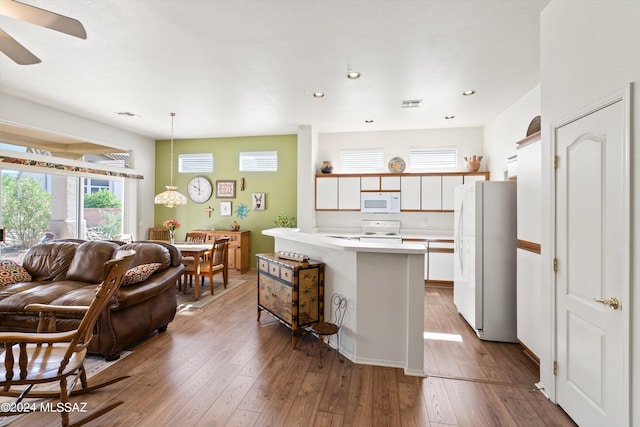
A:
0;0;549;140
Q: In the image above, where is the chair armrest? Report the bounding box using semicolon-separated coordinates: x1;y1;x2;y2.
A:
0;330;77;344
24;304;90;315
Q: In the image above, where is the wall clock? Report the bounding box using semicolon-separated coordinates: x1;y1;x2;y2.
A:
187;176;212;203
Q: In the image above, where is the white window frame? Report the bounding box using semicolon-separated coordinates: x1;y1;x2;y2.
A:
339;149;385;172
409;147;457;170
239;151;278;172
178;153;214;173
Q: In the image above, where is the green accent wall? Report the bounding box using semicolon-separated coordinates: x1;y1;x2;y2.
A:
154;134;297;269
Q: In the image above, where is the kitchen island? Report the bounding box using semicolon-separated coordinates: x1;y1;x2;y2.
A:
262;227;427;376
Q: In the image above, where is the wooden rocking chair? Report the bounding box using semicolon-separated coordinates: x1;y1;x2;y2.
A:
0;250;135;426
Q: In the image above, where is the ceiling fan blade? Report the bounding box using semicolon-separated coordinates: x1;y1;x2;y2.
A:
0;0;86;39
0;28;40;64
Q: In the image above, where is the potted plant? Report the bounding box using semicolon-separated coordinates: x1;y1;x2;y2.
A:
273;212;296;228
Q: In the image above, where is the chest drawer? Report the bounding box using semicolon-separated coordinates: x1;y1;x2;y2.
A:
280;266;293;283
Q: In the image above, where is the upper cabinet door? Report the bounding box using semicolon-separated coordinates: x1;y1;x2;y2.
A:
421;176;442;210
338;177;361;210
315;177;338;210
361;176;380;191
381;175;401;190
401;176;421;210
441;175;463;210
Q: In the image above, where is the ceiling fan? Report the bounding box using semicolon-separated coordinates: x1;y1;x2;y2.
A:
0;0;86;65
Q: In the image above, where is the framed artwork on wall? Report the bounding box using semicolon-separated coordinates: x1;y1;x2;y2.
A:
216;180;236;198
220;201;232;216
252;193;265;210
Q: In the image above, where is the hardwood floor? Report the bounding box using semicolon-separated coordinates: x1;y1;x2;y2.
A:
10;273;576;426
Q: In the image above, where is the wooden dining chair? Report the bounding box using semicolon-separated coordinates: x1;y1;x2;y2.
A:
183;237;230;294
147;227;169;240
185;231;207;243
0;250;135;427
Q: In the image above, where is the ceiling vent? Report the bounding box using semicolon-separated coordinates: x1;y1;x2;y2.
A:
401;99;422;108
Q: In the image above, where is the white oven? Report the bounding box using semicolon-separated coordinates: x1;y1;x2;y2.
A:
360;192;401;214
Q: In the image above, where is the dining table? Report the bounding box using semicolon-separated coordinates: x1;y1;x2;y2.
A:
171;242;213;300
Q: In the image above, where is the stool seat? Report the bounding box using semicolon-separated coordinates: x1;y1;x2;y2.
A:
312;322;339;335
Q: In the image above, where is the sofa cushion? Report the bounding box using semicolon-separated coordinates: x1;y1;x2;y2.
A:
121;263;161;286
66;240;121;284
22;241;79;282
117;242;171;271
0;260;32;286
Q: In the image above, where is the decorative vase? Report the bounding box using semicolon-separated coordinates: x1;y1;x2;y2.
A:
169;230;175;244
320;161;333;174
464;155;483;172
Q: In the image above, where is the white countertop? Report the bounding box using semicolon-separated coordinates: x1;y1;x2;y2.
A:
263;228;428;254
310;227;453;241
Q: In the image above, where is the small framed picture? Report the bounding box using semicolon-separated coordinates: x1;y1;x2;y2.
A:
216;180;236;198
252;193;265;210
220;201;232;216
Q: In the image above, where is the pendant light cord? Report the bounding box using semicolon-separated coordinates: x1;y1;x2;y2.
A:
170;112;175;186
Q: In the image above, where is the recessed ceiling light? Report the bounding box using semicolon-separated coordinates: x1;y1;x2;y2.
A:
313;92;325;98
347;71;361;79
116;112;137;117
364;119;374;123
462;90;476;96
445;115;455;120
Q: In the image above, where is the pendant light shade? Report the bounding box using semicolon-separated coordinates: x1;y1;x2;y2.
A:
155;113;187;208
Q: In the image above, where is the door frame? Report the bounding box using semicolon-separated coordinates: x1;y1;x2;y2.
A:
548;86;631;421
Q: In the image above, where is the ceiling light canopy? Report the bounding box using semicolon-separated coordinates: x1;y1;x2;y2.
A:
347;71;361;79
462;90;476;96
313;92;325;98
154;112;187;208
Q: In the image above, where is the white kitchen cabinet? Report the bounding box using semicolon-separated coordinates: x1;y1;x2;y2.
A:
381;175;401;190
441;175;463;210
361;176;380;191
424;240;454;283
421;176;442;210
517;247;542;358
315;177;338;210
515;131;542;361
338;176;361;210
400;176;421;210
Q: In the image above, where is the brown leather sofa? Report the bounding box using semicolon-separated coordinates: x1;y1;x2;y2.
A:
0;239;184;360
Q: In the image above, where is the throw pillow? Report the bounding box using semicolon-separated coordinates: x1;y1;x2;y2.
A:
0;259;32;286
121;263;161;286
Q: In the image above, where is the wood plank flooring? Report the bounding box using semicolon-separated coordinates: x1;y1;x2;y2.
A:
9;273;576;426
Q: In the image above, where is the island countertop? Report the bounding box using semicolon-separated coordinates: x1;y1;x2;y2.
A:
262;227;428;254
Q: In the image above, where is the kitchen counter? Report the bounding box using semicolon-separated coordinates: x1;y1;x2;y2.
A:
262;227;426;376
311;227;453;242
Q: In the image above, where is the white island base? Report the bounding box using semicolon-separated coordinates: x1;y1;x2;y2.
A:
262;228;427;376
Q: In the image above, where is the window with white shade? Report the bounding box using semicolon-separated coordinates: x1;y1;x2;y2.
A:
239;151;278;172
178;153;214;173
339;149;385;172
409;147;457;169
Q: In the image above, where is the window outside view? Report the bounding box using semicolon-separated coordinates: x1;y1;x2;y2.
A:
0;168;123;263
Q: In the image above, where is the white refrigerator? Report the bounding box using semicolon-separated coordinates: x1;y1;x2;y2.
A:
453;180;517;342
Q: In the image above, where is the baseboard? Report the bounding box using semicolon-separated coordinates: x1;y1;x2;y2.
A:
518;340;540;365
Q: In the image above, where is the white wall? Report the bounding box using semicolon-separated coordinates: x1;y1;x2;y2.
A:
0;94;157;240
484;85;541;181
318;127;484;174
540;1;640;424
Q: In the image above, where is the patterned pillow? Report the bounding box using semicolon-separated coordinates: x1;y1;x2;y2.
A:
0;259;32;286
121;263;161;286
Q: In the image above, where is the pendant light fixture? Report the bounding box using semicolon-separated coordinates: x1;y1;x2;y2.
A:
154;112;187;208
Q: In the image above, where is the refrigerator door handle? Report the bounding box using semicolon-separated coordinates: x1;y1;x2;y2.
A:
457;200;464;271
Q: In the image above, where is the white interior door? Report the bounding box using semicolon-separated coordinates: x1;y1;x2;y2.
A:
554;95;629;426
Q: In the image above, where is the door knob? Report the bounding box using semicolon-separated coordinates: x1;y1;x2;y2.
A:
594;296;620;310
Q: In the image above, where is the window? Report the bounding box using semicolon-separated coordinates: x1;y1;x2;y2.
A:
339;149;385;172
239;151;278;172
178;153;214;173
409;147;457;169
1;167;124;263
